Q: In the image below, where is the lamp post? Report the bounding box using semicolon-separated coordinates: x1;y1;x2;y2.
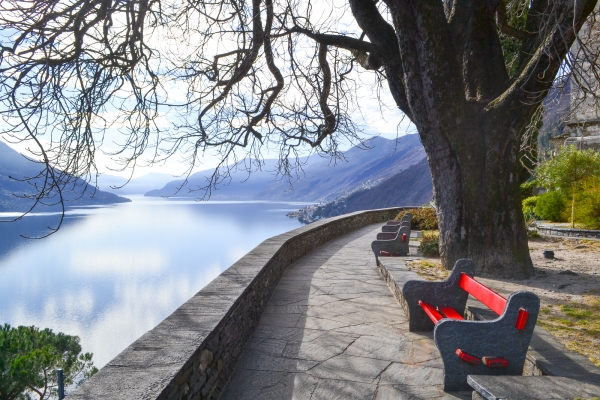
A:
57;369;65;399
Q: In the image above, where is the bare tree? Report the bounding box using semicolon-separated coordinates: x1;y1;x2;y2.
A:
1;0;599;277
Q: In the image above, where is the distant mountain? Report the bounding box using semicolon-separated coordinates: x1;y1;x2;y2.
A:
96;172;176;195
0;142;130;212
146;135;426;201
294;158;433;223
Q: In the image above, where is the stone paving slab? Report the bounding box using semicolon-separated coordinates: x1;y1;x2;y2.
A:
219;224;471;400
468;375;600;400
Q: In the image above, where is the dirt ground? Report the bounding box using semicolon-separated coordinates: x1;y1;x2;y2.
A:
408;236;600;367
479;236;600;304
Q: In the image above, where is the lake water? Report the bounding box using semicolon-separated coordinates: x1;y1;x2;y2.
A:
0;196;307;367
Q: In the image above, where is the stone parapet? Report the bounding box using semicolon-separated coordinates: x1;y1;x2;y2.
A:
536;224;600;239
68;206;409;400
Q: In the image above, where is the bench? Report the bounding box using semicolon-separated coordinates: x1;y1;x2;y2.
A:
381;213;412;232
371;225;411;259
402;259;540;391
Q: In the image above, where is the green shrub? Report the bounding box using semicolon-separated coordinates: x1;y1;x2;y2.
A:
419;230;440;256
535;191;567;222
536;145;600;226
575;178;600;229
396;207;438;230
522;196;539;220
520;180;538;201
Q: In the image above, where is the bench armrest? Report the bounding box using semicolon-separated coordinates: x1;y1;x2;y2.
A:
434;291;540;391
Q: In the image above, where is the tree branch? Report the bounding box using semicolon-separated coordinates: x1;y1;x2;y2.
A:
288;27;374;53
496;0;525;40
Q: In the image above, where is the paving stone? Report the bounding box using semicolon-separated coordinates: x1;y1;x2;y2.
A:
467;375;600;399
236;352;319;373
307;353;391;383
310;379;379;400
379;362;444;386
245;338;288;356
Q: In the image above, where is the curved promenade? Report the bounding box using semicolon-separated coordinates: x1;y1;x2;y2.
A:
219;223;469;399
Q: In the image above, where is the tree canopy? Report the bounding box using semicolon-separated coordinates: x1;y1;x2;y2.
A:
0;324;97;400
1;0;599;276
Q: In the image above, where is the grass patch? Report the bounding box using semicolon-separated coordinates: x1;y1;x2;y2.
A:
406;259;449;281
537;294;600;367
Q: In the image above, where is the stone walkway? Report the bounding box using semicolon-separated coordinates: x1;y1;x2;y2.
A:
220;224;471;399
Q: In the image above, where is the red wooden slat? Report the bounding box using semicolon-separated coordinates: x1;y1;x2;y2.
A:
439;306;465;320
482;356;509;368
418;300;443;323
515;308;529;330
456;349;480;365
459;273;507;315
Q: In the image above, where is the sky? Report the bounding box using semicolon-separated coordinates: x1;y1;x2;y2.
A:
0;0;417;180
0;87;416;179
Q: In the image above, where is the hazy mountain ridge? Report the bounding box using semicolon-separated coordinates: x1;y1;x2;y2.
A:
294;158;433;223
0;142;131;212
146;135;426;202
96;172;177;195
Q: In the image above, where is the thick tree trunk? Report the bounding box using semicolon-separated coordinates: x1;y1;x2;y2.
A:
423;113;534;278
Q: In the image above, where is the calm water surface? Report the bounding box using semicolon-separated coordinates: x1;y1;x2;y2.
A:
0;196;307;367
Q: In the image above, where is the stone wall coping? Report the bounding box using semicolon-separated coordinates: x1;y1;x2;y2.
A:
536;224;600;239
537;224;600;234
69;206;413;400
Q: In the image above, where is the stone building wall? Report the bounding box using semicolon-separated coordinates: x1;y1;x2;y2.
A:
564;4;600;143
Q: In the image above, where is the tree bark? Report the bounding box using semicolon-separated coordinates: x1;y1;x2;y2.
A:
425;112;534;278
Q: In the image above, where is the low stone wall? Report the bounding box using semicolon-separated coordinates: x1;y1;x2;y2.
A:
536;224;600;239
68;206;408;400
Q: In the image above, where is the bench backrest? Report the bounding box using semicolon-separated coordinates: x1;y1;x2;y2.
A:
458;273;506;315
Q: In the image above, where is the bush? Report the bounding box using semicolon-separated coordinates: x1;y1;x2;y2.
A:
522;196;539;220
535;191;567;222
520;180;538;201
575;178;600;229
419;230;440;256
396;207;438;230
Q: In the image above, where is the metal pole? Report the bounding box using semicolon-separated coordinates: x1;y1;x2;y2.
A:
57;369;65;400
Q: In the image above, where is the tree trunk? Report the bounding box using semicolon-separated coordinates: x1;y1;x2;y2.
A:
422;113;534;278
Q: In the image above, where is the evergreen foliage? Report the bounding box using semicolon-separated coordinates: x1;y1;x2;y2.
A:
0;324;97;400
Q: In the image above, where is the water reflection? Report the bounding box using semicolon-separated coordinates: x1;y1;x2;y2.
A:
0;196;307;367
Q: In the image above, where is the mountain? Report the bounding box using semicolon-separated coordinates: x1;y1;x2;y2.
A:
0;142;130;212
294;158;433;223
146;135;426;201
96;172;176;195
